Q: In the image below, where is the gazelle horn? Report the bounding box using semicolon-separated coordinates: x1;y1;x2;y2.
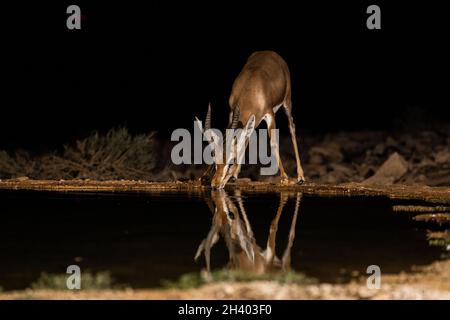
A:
231;105;240;129
205;103;212;131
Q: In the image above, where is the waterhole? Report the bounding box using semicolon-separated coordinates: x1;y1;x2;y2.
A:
0;189;445;290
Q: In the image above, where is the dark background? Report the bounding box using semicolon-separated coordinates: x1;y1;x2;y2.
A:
2;1;449;152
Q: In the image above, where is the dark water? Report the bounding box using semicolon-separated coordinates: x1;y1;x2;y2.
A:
0;190;445;290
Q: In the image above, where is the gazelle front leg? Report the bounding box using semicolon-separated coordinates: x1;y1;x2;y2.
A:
265;113;289;184
227;137;250;182
227;164;241;183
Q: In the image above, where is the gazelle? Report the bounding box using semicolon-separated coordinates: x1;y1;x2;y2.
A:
195;189;302;274
196;51;305;189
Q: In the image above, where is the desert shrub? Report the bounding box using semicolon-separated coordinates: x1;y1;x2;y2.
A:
161;272;204;289
40;127;158;180
161;270;317;290
30;271;116;290
0;128;161;180
0;150;37;179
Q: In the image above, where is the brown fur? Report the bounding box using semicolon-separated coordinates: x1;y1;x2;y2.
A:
204;51;305;188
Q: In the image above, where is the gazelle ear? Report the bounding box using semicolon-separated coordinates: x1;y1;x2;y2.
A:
196;116;218;145
197;117;220;145
195;117;203;133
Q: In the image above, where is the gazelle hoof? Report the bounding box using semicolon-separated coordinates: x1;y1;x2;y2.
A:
297;178;305;185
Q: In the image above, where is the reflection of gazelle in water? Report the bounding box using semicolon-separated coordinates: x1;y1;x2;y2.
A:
195;190;302;275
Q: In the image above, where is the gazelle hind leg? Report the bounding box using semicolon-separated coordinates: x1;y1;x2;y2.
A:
265;113;289;183
283;102;305;184
265;192;288;266
281;192;302;271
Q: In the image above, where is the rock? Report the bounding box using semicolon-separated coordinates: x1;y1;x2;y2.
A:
357;164;376;179
373;143;385;156
309;154;324;165
309;143;344;163
323;172;339;184
416;174;427;183
325;164;358;184
329;163;354;178
330;133;364;155
363;152;409;185
305;164;327;178
414;213;450;224
385;136;398;148
417;157;434;168
435;149;450;164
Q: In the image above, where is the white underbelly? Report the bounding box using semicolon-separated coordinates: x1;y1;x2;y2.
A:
272;104;282;113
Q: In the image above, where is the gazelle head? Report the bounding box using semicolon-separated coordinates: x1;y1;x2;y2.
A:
195;190;302;274
196;104;256;189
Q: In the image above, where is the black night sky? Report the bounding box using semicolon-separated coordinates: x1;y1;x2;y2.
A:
2;1;449;152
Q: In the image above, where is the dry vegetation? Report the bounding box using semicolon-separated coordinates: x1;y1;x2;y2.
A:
1;125;450;187
1;259;450;300
0;128;162;181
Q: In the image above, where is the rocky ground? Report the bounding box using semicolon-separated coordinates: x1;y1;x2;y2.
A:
1;126;450;187
1;259;449;300
244;126;450;187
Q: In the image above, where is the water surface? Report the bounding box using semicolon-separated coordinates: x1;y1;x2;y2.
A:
0;189;444;290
